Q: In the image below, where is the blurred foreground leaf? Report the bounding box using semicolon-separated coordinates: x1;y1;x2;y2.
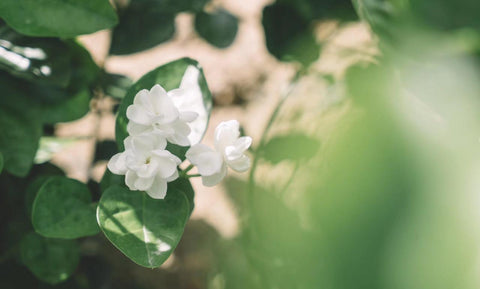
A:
0;0;118;38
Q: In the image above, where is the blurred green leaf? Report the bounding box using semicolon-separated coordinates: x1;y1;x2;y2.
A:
99;169;125;193
115;58;212;159
262;2;320;66
20;232;79;284
97;181;192;268
0;0;118;38
40;90;91;124
261;134;320;164
94;140;118;162
0;24;72;87
410;0;480;31
135;0;209;14
32;177;99;239
100;72;133;99
195;9;238;48
110;0;175;55
0;152;3;174
0;109;42;177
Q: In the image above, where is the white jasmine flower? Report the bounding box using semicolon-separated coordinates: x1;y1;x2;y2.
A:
186;120;252;186
107;134;181;199
168;65;210;145
126;84;198;146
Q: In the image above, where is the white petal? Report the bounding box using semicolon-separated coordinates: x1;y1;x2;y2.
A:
179;111;199;123
166;120;191;146
186;144;223;176
234;136;252;153
214;120;240;152
133;89;150;106
135;158;159;178
150;89;179;124
150;151;180;178
166;169;179;182
167;88;185;100
226;155;250;172
152;149;182;164
201;163;227;187
179;65;200;90
125;170;138;190
107;153;127;175
134;176;155;191
127;122;150;136
146;177;168;199
126;105;153;125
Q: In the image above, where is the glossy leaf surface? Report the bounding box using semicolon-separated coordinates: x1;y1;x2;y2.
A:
97;179;193;268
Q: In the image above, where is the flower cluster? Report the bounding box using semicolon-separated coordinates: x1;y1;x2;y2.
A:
108;68;251;199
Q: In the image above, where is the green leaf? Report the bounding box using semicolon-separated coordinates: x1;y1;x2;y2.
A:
261;134;320;164
97;180;193;268
110;1;175;55
195;10;238;48
115;58;213;159
20;232;79;284
94;140;118;162
100;72;133;99
0;23;72;87
262;2;320;66
32;176;100;239
0;109;42;177
40;89;91;124
0;0;118;38
0;152;3;174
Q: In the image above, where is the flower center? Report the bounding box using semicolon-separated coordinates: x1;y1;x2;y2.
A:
145;157;151;164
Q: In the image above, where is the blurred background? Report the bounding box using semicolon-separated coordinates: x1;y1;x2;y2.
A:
3;0;480;288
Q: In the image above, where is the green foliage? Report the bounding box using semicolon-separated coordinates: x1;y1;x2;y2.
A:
0;152;3;174
194;10;239;48
0;0;118;38
0;25;99;176
115;58;212;159
100;72;133;100
110;0;176;55
261;134;320;164
32;176;99;239
262;2;320;66
20;232;80;284
97;180;193;268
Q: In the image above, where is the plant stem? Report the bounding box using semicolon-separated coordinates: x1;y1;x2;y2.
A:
186;174;201;178
247;71;303;214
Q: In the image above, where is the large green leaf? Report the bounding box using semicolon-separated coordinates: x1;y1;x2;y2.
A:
97;179;193;268
32;176;99;239
262;2;320;66
40;89;91;124
110;1;175;55
20;232;79;284
0;0;118;38
115;58;213;159
0;23;72;87
0;109;42;177
195;10;238;48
